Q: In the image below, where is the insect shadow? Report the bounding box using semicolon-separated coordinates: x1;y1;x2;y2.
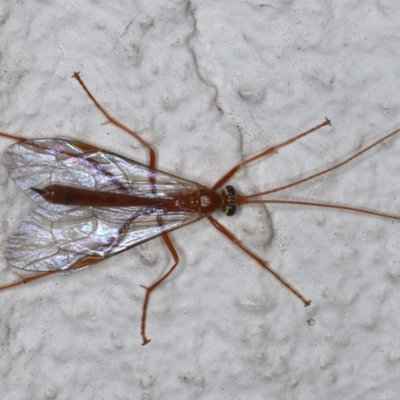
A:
1;73;399;344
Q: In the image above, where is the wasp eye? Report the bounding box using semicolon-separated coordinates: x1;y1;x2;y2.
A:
224;205;236;216
224;185;236;196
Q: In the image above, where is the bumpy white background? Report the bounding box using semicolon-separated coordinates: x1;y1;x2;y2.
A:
1;1;400;399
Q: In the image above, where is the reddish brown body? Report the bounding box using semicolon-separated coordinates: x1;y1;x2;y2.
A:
1;72;399;345
34;184;223;215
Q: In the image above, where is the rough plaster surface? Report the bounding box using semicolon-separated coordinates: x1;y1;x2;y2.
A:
0;1;400;399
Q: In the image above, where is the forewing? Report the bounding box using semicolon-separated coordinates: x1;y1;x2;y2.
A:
2;138;205;272
2;138;200;211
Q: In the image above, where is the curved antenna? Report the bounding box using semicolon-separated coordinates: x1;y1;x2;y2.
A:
245;126;400;199
238;199;400;222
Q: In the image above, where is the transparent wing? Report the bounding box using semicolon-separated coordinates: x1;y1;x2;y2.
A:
3;138;200;212
2;139;204;272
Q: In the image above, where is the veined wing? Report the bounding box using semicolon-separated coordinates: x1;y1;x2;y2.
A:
2;139;205;272
5;203;202;272
3;138;200;212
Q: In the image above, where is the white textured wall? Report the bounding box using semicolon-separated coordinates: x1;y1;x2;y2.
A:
1;1;400;399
